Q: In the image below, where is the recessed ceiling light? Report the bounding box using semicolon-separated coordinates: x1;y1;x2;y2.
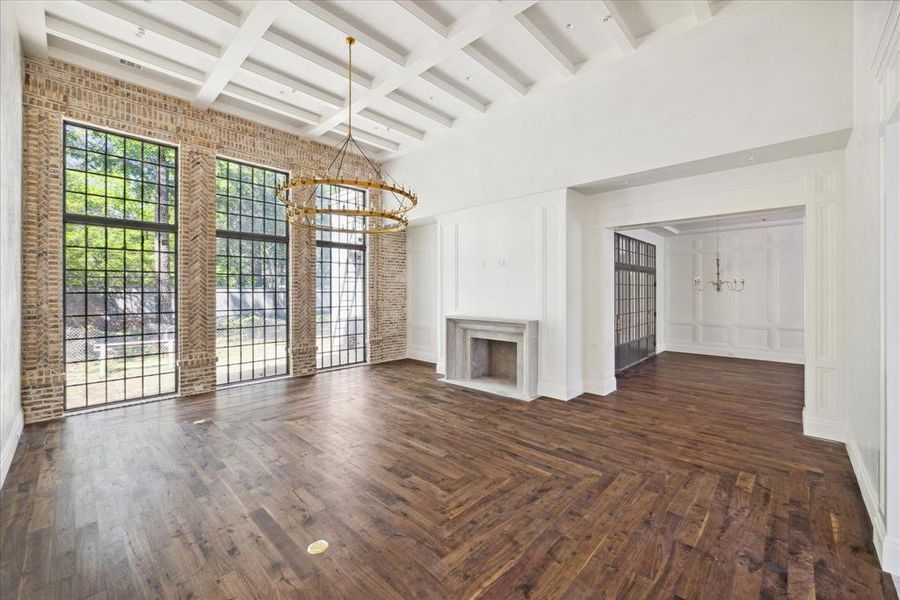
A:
566;23;574;30
747;156;755;161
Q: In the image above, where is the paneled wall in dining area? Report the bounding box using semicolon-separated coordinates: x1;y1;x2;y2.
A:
664;224;805;363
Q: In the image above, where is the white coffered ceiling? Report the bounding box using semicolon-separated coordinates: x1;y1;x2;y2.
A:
17;0;725;159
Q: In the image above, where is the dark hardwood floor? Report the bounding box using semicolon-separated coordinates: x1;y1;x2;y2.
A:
1;352;895;599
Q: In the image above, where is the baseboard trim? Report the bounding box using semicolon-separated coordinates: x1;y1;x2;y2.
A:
0;409;24;489
883;535;900;576
802;412;845;443
583;376;617;396
845;427;889;568
406;346;437;364
537;382;569;401
664;343;804;365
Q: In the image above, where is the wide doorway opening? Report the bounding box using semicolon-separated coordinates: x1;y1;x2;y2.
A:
614;206;806;373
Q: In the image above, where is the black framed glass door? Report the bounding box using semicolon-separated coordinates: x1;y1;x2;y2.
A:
614;233;657;373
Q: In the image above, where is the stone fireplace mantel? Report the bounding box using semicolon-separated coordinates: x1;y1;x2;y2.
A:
442;316;538;401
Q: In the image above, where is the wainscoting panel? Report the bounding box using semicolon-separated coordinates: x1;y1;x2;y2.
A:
665;224;805;363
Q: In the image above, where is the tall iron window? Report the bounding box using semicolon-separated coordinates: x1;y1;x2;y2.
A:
214;158;289;385
614;233;657;372
63;123;177;409
315;185;367;369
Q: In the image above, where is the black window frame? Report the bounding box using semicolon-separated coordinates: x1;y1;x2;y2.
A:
614;232;657;373
214;157;291;386
62;121;179;411
315;184;368;370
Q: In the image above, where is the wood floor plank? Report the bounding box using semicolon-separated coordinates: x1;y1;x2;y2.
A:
0;352;895;599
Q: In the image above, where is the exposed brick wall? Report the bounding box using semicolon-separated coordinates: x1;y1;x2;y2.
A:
177;147;217;396
20;58;406;422
290;223;317;377
368;230;408;364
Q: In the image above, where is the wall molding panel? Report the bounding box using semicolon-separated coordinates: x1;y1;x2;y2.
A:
664;224;805;365
430;189;583;400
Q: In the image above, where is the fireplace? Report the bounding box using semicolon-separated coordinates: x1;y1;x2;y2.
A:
470;338;518;385
442;316;538;400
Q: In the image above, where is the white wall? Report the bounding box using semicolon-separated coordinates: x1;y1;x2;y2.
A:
842;0;900;575
419;189;582;400
0;0;25;488
406;222;438;362
664;224;804;363
387;1;852;221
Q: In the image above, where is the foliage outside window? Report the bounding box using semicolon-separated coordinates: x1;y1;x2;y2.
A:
214;158;289;385
63;123;177;409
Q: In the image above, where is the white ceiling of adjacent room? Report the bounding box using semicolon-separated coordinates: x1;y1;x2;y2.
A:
621;206;807;237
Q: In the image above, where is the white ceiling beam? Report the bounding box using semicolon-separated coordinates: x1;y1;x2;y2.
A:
78;0;220;57
394;1;449;37
183;0;242;26
463;43;529;96
45;17;205;84
290;0;406;66
14;1;48;60
690;0;715;22
263;29;373;88
44;18;324;132
184;0;364;101
305;1;535;138
420;70;488;113
595;0;637;53
387;91;454;128
193;1;284;110
359;109;425;141
186;0;374;88
242;60;343;108
222;83;320;125
47;41;197;99
333;124;399;152
215;95;309;136
514;12;577;78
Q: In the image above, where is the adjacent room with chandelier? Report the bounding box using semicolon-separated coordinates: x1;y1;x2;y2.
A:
1;1;898;598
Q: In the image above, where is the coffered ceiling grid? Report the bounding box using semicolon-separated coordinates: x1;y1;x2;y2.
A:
16;0;724;159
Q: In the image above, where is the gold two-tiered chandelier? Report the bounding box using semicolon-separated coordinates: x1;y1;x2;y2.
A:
276;37;417;234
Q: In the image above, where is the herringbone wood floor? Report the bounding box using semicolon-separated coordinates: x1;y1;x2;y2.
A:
1;353;895;599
